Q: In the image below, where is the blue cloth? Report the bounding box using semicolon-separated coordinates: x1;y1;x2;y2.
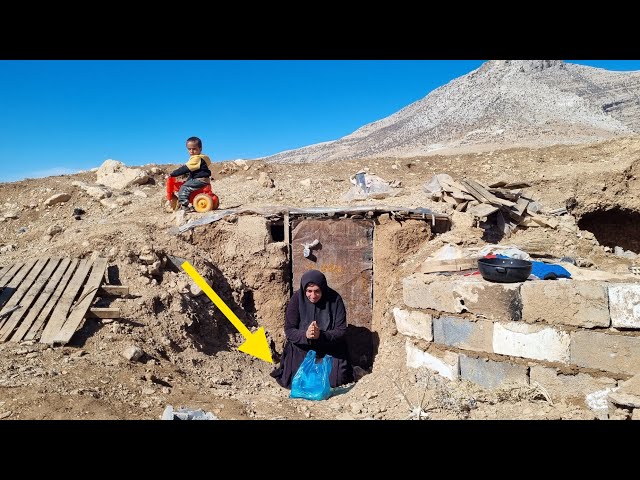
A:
530;261;571;280
496;254;572;280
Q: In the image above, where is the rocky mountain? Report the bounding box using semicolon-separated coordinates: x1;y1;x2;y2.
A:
260;60;640;163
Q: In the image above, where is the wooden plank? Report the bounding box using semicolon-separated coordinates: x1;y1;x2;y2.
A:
512;197;530;217
450;189;475;201
0;258;49;331
530;214;559;229
496;211;512;238
459;180;487;204
52;257;109;345
488;180;531;189
284;212;291;267
442;194;459;205
0;258;61;341
418;258;478;273
0;266;9;282
467;203;500;218
548;207;568;216
489;189;521;202
454;200;469;212
86;307;120;319
0;260;37;312
39;259;91;344
0;262;24;289
98;285;129;296
24;258;78;342
464;179;516;207
439;177;471;194
11;258;72;342
519;217;541;227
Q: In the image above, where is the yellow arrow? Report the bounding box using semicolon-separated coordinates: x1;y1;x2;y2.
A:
181;261;273;364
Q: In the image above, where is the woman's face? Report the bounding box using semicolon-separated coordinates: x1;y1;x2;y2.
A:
305;283;322;304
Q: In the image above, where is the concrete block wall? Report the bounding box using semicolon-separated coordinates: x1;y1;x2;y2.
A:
397;274;640;409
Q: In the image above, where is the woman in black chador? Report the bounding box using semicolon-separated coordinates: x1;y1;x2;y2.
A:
271;269;354;389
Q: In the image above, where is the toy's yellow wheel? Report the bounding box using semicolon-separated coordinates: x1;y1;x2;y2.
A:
193;194;214;212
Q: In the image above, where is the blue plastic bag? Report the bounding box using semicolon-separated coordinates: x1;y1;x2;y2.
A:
290;350;332;401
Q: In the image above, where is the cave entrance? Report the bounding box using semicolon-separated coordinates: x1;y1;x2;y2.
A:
577;207;640;254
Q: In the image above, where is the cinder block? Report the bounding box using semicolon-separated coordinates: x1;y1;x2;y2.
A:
493;322;570;363
433;316;493;353
608;284;640;329
459;354;528;389
530;365;617;406
571;330;640;376
405;340;459;381
403;274;521;321
521;281;609;328
393;308;433;342
585;386;619;420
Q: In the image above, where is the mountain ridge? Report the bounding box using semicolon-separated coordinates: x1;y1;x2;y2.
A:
259;60;640;163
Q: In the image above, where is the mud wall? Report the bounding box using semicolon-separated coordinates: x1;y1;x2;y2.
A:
190;215;290;349
372;215;433;339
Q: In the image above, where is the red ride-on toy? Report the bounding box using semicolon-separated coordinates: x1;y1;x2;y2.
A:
166;176;219;212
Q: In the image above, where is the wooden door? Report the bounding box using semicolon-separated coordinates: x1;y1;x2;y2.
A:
291;218;373;368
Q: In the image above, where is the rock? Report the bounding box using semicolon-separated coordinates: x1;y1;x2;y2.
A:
133;190;148;198
148;261;162;277
47;225;64;237
100;198;119;209
258;172;275;188
72;181;112;199
336;413;355;420
44;193;71;206
138;254;156;265
96;160;150;190
300;178;312;188
121;345;144;362
189;284;203;297
176;280;189;294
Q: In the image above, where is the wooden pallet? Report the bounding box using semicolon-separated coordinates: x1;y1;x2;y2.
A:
0;257;108;345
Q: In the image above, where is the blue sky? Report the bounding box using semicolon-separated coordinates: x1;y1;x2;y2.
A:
1;60;639;183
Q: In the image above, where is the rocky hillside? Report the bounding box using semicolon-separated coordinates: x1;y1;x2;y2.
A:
260;60;640;163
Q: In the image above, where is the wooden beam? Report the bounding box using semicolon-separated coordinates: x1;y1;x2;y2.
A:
86;307;121;319
464;179;516;207
467;203;500;218
512;197;530;217
98;285;129;296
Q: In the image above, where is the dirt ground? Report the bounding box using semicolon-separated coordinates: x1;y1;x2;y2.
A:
1;135;639;421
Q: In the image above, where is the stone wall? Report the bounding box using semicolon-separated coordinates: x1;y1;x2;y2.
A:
397;273;640;418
